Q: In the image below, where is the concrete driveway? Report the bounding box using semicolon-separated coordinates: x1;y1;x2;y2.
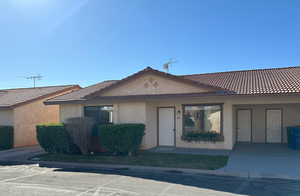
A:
225;144;300;179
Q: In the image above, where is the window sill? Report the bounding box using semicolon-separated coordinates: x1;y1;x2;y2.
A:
181;133;224;143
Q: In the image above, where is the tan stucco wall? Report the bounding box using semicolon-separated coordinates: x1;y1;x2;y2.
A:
0;110;14;126
234;103;300;143
12;87;80;148
13;98;60;147
116;102;153;149
58;95;300;150
145;103;158;149
117;102;146;124
102;73;212;96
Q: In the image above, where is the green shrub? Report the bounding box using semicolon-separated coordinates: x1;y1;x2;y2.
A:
36;123;80;154
0;126;13;150
98;124;145;155
182;131;224;142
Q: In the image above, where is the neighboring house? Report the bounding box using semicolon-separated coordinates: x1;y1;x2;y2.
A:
0;85;80;147
45;66;300;150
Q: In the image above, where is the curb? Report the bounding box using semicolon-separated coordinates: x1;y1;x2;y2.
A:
36;161;300;181
1;159;299;181
37;161;249;178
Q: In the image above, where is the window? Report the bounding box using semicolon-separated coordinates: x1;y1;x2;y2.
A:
84;106;113;124
183;104;222;134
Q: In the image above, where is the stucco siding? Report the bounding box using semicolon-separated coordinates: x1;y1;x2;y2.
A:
102;73;212;96
118;102;146;124
143;98;234;150
117;102;150;149
13;98;60;147
234;103;300;144
58;95;300;150
0;110;14;126
145;103;157;149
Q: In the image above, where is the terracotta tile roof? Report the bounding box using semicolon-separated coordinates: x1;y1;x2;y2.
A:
46;66;300;104
182;66;300;95
44;80;117;104
84;67;225;99
0;85;80;109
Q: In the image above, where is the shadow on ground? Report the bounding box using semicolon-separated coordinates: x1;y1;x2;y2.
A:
50;167;300;196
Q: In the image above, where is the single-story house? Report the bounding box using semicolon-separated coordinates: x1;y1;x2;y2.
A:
45;66;300;150
0;85;80;147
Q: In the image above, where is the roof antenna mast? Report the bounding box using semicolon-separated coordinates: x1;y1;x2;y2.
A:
163;58;177;73
26;75;43;88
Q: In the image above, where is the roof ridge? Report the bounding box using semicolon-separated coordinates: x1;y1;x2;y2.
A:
81;80;118;89
1;84;79;91
181;65;300;77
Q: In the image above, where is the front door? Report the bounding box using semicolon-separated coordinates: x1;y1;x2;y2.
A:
237;109;252;142
158;107;175;146
266;109;282;143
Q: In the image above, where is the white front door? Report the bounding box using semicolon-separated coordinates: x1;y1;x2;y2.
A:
158;107;175;146
266;109;282;143
237;109;252;142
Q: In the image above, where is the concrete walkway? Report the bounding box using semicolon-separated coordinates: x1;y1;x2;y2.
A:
224;144;300;179
0;146;44;162
149;146;231;156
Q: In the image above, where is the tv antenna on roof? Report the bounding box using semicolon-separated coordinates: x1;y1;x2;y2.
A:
26;74;43;88
163;58;178;73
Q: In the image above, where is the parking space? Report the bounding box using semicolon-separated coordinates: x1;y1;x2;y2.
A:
0;164;300;195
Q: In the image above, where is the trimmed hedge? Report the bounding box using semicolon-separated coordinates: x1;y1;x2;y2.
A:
36;123;80;154
182;131;224;142
0;126;13;150
98;124;145;155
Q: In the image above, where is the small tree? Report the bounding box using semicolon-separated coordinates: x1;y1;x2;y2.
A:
65;117;94;155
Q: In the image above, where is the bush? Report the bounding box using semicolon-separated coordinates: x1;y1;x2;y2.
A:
98;124;145;155
182;131;224;142
0;126;13;150
36;123;80;154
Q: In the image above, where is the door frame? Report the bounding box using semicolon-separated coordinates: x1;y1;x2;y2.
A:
265;108;283;144
157;106;176;147
236;108;253;143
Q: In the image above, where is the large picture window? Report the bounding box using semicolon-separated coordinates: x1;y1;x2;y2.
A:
84;106;113;124
183;104;222;134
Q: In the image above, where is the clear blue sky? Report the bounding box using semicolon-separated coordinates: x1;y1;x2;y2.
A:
1;0;300;89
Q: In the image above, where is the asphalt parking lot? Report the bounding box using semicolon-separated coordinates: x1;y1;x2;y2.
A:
0;164;300;196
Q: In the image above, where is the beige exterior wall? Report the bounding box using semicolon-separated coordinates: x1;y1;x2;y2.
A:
12;87;80;148
102;73;212;96
234;103;300;143
0;109;14;126
13;98;60;147
58;94;300;150
145;103;158;149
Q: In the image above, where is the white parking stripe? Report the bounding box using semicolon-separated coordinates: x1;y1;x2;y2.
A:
156;184;175;196
77;176;127;196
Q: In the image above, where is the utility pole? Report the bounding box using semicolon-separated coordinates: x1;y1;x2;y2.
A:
26;75;43;88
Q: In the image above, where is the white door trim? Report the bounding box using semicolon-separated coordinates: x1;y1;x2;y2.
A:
158;107;175;147
236;109;252;143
